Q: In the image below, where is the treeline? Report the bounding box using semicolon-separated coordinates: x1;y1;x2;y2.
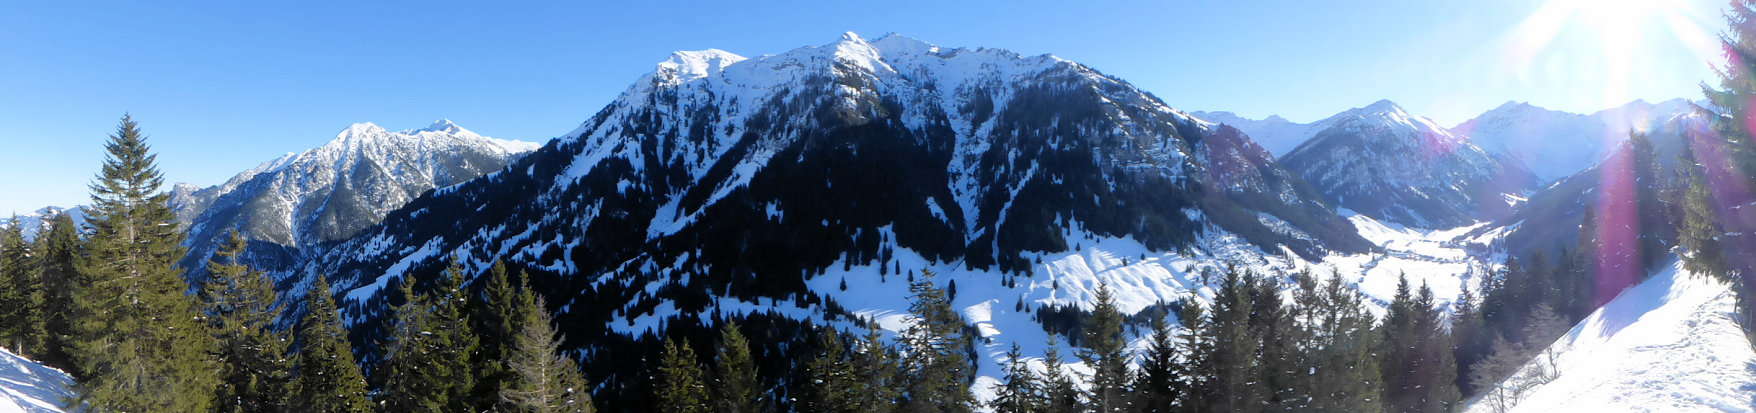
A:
0;116;592;412
646;266;1462;413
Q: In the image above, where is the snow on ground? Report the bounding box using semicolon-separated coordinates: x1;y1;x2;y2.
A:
0;348;72;413
796;213;1497;408
1466;260;1756;413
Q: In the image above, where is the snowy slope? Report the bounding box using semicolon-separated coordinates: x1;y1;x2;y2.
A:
1452;98;1698;184
1464;260;1756;413
0;348;73;413
0;207;87;243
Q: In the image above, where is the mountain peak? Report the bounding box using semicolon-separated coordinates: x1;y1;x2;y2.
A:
654;49;746;84
1362;99;1404;113
418;119;463;134
339;122;387;139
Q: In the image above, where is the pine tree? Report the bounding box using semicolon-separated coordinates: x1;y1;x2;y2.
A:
656;338;710;413
33;212;81;373
801;328;857;413
1078;282;1130;413
1133;310;1180;413
898;270;974;413
292;275;374;413
989;344;1044;413
0;218;38;355
1310;271;1383;413
201;230;293;412
474;260;523;411
847;326;900;413
500;292;593;413
1207;267;1265;413
1172;300;1212;413
1701;0;1756;341
1678;139;1728;281
1040;336;1082;413
711;321;762;413
71;114;220;412
1571;207;1601;317
377;260;480;412
1630;132;1671;272
1379;276;1460;413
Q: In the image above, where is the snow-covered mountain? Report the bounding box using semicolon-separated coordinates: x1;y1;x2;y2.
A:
1451;98;1698;183
1463;260;1756;412
0;206;87;243
171;120;539;271
1277;100;1534;229
281;32;1387;409
1186;111;1324;157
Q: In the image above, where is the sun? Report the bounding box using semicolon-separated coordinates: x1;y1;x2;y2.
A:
1502;0;1719;110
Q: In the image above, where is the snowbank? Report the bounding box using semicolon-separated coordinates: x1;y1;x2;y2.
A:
1467;260;1756;413
0;348;72;413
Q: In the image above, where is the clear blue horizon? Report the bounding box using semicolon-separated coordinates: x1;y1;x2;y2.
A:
0;0;1725;214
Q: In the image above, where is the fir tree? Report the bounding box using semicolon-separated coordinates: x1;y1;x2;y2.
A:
33;212;81;373
377;260;480;412
990;344;1044;413
71;114;219;412
1133;310;1180;413
0;218;39;355
500;293;593;413
201;230;293;412
711;321;762;413
1701;0;1756;341
1678;139;1728;280
1379;276;1460;413
1206;267;1265;413
1078;282;1130;413
898;270;974;413
1630;132;1671;272
656;338;710;413
1309;271;1383;413
847;326;900;413
291;275;373;413
474;260;523;411
801;328;857;413
1039;336;1082;413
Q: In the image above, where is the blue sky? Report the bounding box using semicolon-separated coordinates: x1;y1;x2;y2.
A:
0;0;1725;213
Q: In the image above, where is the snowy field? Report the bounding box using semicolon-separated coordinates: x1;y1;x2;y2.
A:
0;348;71;413
1466;261;1756;413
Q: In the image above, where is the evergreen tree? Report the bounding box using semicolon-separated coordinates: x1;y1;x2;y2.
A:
1379;276;1460;413
33;212;81;373
1630;132;1671;272
0;218;39;355
1452;277;1489;397
801;328;857;413
1172;300;1212;413
1701;0;1756;340
1133;310;1180;413
71;114;219;412
711;321;762;413
1039;336;1082;413
377;260;480;412
1078;283;1130;413
847;326;900;413
201;230;293;412
292;275;374;413
898;270;974;413
500;293;593;413
1309;271;1383;413
1571;207;1601;317
1678;139;1728;280
1206;267;1265;413
656;338;710;413
989;344;1045;413
474;260;523;411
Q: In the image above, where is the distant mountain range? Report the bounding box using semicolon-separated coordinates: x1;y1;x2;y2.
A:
167;119;539;272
